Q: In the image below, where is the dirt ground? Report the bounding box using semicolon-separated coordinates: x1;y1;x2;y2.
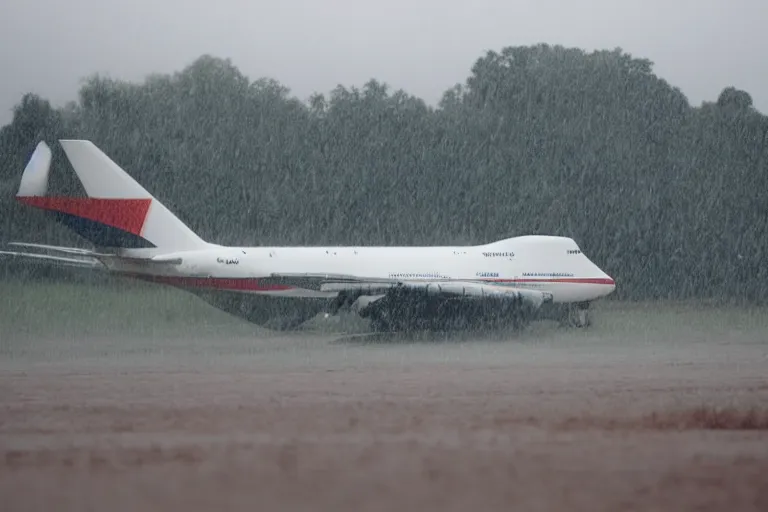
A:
1;302;768;511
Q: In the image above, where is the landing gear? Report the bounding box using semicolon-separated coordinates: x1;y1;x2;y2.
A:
362;290;532;334
563;302;591;328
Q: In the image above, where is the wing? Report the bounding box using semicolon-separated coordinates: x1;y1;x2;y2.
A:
270;272;553;308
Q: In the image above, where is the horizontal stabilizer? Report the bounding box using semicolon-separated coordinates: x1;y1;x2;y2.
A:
2;242;183;268
0;250;103;269
8;242;108;256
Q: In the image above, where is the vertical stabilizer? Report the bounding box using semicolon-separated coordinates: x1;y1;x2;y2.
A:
16;139;208;252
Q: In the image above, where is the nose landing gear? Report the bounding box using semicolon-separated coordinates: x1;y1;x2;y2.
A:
564;301;591;328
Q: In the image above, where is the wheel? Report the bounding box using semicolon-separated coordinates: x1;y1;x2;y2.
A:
559;302;591;328
566;305;590;328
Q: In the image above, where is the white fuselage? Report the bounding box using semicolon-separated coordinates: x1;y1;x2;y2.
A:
114;235;616;304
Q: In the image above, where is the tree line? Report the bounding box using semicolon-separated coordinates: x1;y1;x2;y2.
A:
1;44;766;302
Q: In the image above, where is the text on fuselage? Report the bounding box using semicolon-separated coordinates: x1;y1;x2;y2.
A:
388;272;449;279
521;272;574;277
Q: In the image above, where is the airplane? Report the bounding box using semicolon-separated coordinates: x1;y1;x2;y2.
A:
1;140;616;333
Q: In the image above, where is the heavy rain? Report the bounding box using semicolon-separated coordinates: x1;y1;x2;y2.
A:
1;1;767;510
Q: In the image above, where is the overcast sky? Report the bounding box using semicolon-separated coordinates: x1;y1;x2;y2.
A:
1;0;765;125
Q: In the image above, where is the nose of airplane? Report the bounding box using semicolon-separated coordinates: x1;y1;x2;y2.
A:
603;274;616;295
585;255;616;297
591;261;616;297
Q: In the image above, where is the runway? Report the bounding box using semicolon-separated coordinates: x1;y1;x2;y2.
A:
1;298;768;511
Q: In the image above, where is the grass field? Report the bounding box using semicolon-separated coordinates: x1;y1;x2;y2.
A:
2;276;768;511
0;275;263;338
2;274;768;342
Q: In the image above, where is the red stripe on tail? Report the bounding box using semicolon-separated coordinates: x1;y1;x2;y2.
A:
18;197;152;236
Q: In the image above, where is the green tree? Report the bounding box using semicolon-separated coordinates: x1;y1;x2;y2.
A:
1;49;766;302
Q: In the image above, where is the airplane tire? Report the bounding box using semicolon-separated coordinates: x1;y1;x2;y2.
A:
564;304;591;328
366;295;533;334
